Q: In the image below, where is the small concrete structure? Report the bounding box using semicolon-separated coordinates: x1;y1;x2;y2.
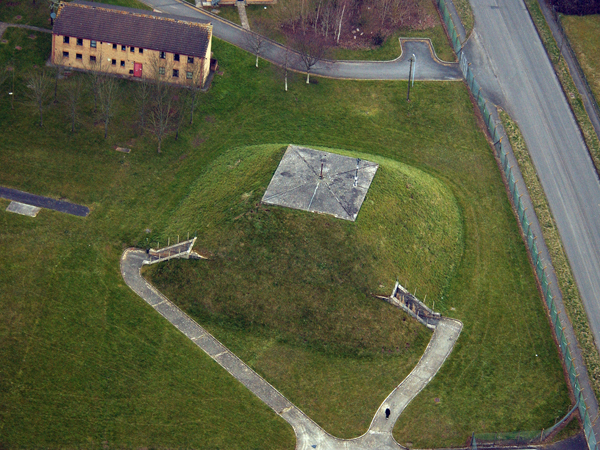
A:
6;201;41;217
262;145;378;221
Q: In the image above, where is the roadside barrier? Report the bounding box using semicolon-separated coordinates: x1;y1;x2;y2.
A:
435;0;598;448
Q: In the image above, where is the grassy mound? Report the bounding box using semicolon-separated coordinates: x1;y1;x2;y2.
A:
146;144;462;356
144;143;462;435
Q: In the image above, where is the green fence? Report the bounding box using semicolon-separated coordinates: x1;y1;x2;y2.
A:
435;0;598;449
472;401;579;447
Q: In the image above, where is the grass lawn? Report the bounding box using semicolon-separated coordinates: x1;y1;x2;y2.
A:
560;14;600;108
0;20;571;450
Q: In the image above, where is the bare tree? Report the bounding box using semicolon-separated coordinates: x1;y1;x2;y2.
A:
65;75;83;133
53;66;61;103
134;76;153;131
147;54;176;153
84;54;108;113
245;30;266;68
98;75;120;139
335;0;347;44
272;0;303;33
282;45;291;92
148;81;175;153
25;69;52;127
0;65;10;106
173;90;189;141
185;61;205;125
293;35;325;84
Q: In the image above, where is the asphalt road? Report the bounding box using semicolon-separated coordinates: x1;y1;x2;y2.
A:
140;0;462;81
464;0;600;390
0;186;90;217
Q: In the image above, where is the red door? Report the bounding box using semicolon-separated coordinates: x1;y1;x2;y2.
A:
134;62;142;77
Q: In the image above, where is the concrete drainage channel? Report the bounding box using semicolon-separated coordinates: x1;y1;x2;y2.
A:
121;247;462;450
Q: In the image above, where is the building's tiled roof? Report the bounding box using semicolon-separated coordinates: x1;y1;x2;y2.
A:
53;0;212;58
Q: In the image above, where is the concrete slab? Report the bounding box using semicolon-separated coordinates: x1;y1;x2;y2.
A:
6;201;41;217
262;145;378;221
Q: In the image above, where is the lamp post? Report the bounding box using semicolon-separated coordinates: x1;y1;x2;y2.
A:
406;56;414;102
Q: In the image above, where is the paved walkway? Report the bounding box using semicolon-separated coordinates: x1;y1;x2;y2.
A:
121;248;462;450
141;0;462;81
0;186;90;217
236;1;250;30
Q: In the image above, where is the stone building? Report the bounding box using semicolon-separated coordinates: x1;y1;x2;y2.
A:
51;0;213;87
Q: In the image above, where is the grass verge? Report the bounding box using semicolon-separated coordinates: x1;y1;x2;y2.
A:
560;14;600;109
0;24;572;449
500;109;600;402
451;0;474;38
522;0;600;173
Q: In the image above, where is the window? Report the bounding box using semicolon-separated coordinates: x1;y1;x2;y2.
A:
122;45;126;51
120;60;125;67
90;55;96;63
174;53;180;62
186;71;193;79
130;46;135;52
172;69;179;78
112;43;117;50
158;67;165;75
63;36;70;44
111;59;116;66
77;38;83;46
159;51;166;59
187;56;194;64
76;53;82;60
90;40;96;48
63;51;69;58
139;48;143;54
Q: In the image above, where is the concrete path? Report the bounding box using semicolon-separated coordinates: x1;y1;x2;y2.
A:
141;0;462;81
443;0;467;44
0;186;90;217
121;248;462;450
236;1;250;30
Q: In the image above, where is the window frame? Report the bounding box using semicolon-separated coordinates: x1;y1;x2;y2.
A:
89;55;97;63
112;43;117;50
76;53;83;60
90;40;97;48
120;60;125;67
121;45;126;51
111;59;116;66
172;69;179;78
186;71;193;80
63;36;70;44
174;53;180;62
187;56;194;64
159;51;166;60
139;48;144;54
76;38;83;46
158;67;165;75
62;51;69;58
